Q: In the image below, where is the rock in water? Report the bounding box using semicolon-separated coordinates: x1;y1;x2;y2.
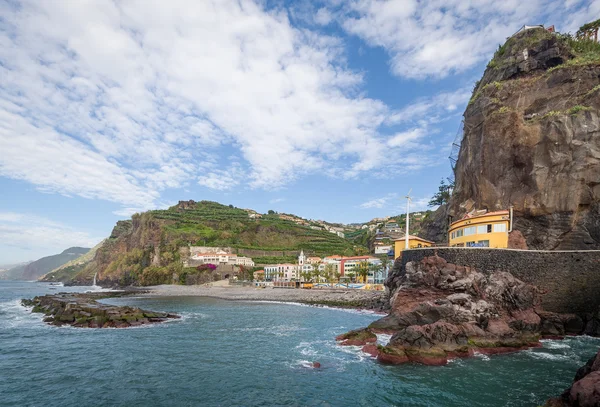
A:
21;292;180;328
337;255;598;366
544;349;600;406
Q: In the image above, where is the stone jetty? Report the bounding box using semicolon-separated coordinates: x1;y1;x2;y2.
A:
22;292;180;328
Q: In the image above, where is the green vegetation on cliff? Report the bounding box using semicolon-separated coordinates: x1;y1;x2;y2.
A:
76;200;363;286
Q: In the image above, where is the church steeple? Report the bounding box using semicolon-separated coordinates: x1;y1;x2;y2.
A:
298;250;305;266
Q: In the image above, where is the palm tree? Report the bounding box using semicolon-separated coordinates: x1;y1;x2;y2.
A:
300;270;312;282
311;267;322;285
357;261;369;284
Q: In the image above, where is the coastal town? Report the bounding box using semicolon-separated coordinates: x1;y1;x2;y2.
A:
181;205;515;289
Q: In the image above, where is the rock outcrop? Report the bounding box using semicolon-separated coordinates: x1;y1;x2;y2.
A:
337;255;599;366
22;292;180;328
545;349;600;407
449;26;600;249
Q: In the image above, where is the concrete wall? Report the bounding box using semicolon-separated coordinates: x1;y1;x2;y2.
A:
395;247;600;314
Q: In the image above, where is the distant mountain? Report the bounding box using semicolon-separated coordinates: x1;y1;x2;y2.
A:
2;247;91;281
39;241;105;283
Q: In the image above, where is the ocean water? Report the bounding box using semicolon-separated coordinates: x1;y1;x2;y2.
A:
1;281;599;407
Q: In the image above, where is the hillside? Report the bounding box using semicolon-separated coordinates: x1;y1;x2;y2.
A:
1;247;91;280
39;240;106;283
345;210;434;251
74;200;362;286
428;23;600;249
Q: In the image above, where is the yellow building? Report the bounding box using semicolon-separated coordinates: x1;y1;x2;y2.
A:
393;235;434;259
448;210;511;248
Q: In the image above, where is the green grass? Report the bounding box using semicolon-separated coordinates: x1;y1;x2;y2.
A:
566;105;591;115
584;84;600;97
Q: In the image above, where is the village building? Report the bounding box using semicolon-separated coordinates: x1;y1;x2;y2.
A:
448;210;511;248
393;235;435;259
373;242;393;255
191;250;255;267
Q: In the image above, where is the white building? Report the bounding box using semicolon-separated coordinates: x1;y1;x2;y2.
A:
191;250;255;267
374;244;392;254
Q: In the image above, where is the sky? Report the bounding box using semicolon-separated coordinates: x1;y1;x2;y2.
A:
0;0;596;264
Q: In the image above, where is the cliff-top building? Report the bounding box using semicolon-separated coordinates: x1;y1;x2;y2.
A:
393;235;434;259
448;210;511;248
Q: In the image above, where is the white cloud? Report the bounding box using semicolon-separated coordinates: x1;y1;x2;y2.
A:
359;197;389;209
0;212;102;262
269;198;286;204
359;193;398;209
338;0;592;79
360;193;432;212
0;0;470;212
315;8;334;25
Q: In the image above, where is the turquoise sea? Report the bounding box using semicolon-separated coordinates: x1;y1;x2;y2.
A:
1;281;599;407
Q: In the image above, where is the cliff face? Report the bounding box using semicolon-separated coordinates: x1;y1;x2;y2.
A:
451;27;600;249
73;200;360;286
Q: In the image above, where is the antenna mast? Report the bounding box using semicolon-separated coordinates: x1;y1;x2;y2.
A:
405;189;412;250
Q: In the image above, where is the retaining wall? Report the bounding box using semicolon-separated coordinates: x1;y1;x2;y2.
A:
395;247;600;314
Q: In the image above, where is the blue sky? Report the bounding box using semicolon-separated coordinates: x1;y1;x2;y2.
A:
0;0;596;263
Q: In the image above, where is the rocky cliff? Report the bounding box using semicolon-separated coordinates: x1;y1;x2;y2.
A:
545;348;600;407
337;255;600;366
72;200;360;287
450;26;600;249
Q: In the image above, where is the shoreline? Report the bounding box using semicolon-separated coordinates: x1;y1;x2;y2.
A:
140;284;390;312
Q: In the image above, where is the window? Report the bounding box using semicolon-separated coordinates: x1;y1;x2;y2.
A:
493;223;507;233
478;240;490;247
456;229;464;238
464;226;476;236
487;224;492;233
477;225;488;234
466;241;476;247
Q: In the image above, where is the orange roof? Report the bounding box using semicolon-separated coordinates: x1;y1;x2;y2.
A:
254;270;265;273
324;255;342;259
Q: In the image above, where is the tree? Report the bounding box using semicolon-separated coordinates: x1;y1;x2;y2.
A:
428;177;455;207
311;266;322;284
268;209;275;215
300;270;312;282
357;261;370;284
324;264;336;287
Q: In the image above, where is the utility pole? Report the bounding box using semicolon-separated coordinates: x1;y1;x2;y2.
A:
405;189;412;250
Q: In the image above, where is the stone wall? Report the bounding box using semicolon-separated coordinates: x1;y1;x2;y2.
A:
393;248;600;314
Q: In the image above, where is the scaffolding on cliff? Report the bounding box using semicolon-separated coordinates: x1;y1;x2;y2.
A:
448;120;464;173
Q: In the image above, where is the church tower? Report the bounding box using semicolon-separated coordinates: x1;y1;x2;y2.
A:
298;250;305;266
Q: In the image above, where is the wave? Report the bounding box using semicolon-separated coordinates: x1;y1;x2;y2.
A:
247;300;383;316
541;341;571;349
376;333;392;346
472;352;491;361
0;299;45;329
524;350;575;362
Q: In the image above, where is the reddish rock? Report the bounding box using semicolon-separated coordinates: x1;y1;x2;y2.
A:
569;371;600;407
508;230;528;250
336;328;377;346
362;344;379;357
377;347;409;365
485;319;514;336
405;348;448;366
